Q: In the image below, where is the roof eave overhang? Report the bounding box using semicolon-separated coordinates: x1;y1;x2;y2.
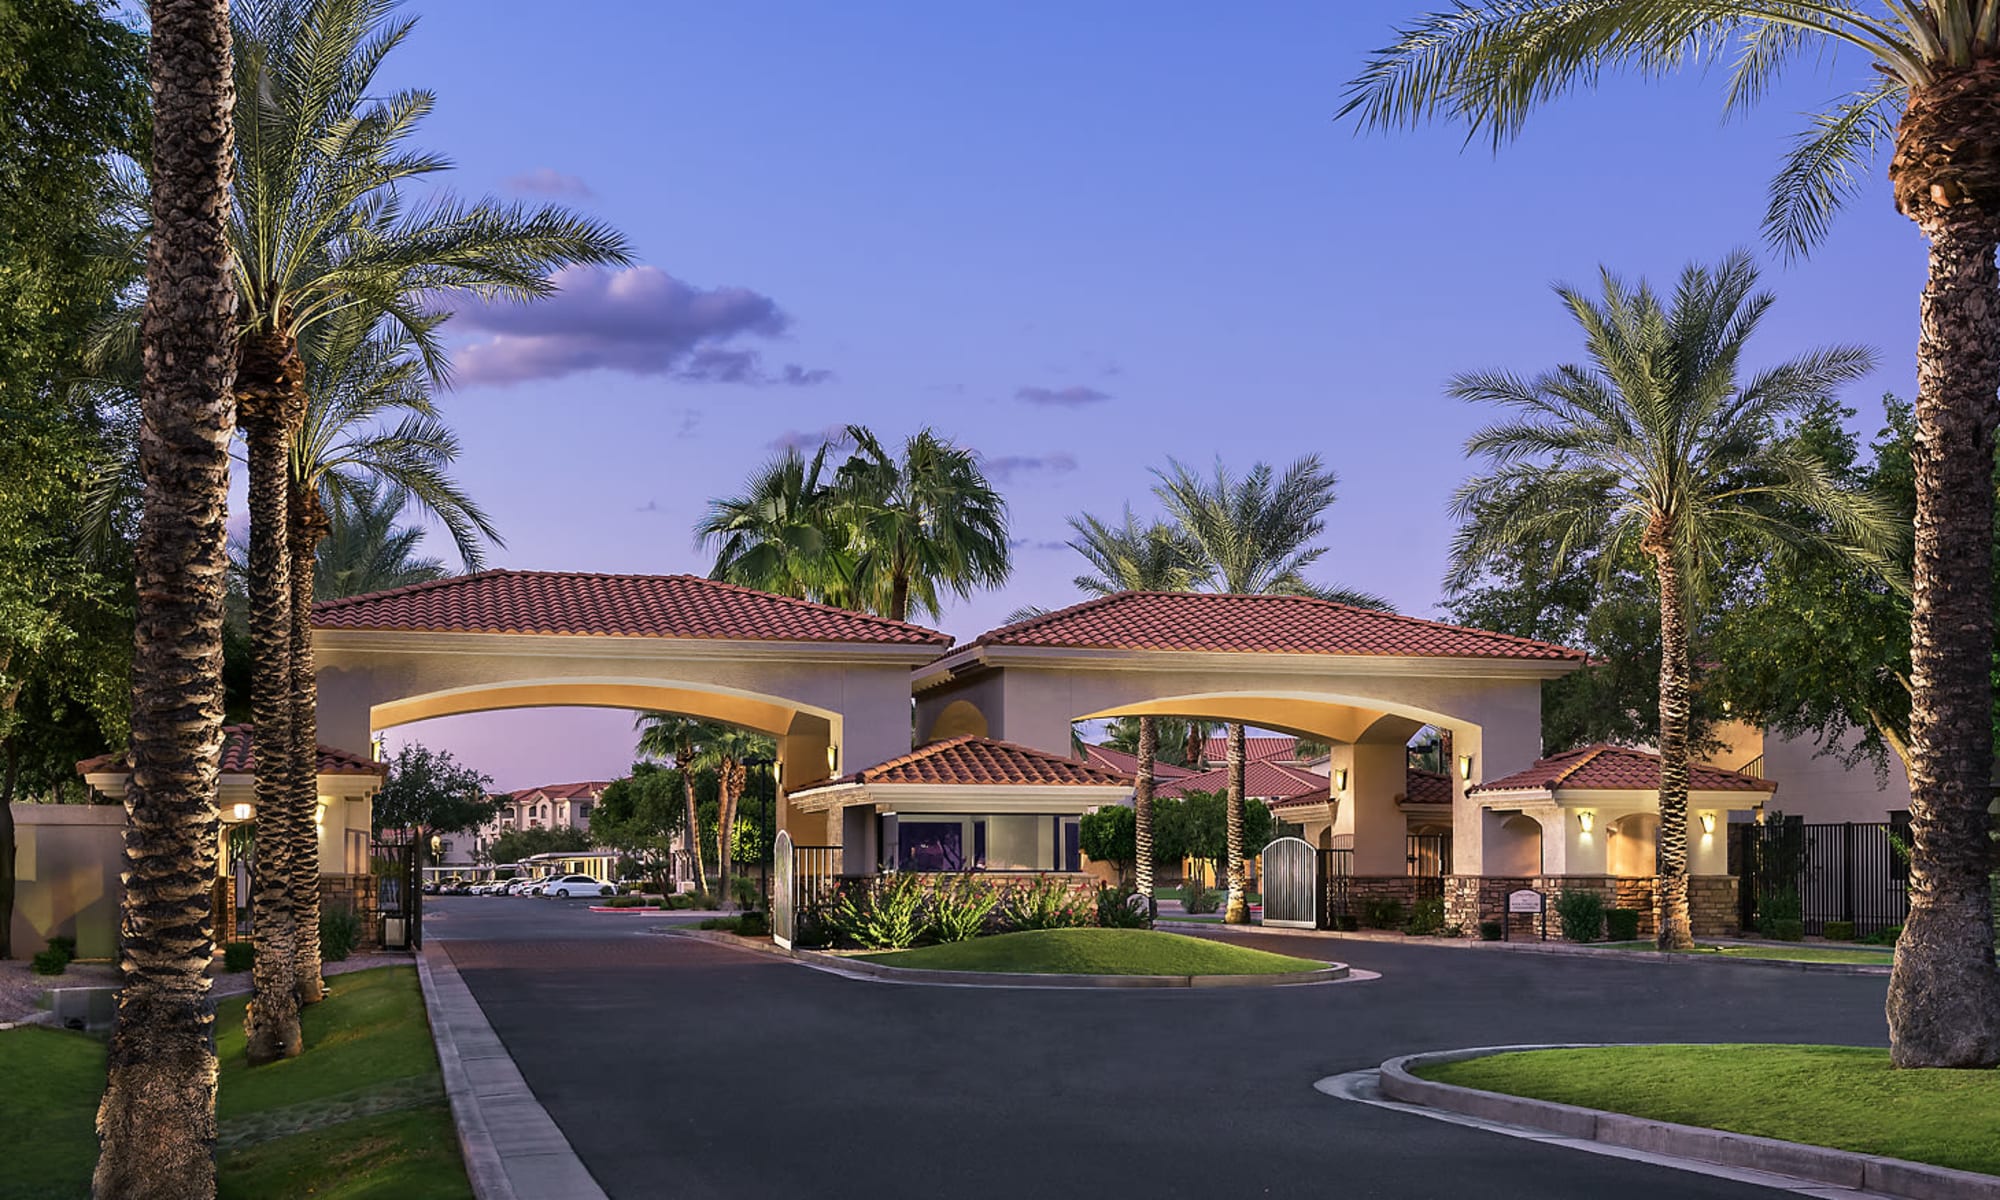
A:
787;781;1131;813
316;628;949;668
914;643;1583;691
1473;786;1774;806
83;770;382;802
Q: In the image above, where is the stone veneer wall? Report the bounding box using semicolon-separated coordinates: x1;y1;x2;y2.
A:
320;873;381;950
1445;874;1740;940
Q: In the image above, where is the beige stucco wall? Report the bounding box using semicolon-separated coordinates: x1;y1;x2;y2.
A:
1485;793;1737;878
1760;727;1910;823
10;803;125;960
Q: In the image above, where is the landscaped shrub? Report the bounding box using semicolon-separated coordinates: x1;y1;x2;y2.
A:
31;948;68;976
1770;918;1806;942
730;876;762;911
928;874;1001;942
1402;897;1446;936
998;875;1092;931
1604;907;1641;942
1756;888;1802;939
1822;920;1856;942
320;903;363;962
223;942;256;972
1094;883;1150;929
1478;920;1504;941
1332;912;1360;932
1361;896;1405;930
1554;890;1606;943
1179;877;1220;915
793;898;835;949
736;912;768;937
48;936;77;961
830;875;926;949
1860;924;1902;946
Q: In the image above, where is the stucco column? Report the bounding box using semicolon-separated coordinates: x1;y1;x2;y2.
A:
777;720;832;841
1350;741;1406;876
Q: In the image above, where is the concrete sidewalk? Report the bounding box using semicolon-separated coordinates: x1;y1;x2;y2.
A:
417;940;608;1200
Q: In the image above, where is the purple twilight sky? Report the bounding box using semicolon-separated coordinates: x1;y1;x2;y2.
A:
342;2;1922;789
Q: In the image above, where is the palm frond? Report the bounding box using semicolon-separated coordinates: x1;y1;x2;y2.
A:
1763;78;1901;257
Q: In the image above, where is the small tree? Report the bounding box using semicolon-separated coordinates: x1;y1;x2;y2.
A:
371;744;498;854
590;763;687;894
485;825;591;869
1079;806;1136;881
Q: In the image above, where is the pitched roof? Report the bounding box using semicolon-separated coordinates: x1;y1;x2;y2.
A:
959;591;1581;659
77;726;385;779
1158;760;1328;804
1202;734;1298;764
510;781;612;802
1402;767;1452;806
1080;743;1196;779
313;570;952;646
808;736;1134;789
1470;744;1777;795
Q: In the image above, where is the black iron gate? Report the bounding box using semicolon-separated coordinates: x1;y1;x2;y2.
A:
371;830;423;950
1736;819;1908;936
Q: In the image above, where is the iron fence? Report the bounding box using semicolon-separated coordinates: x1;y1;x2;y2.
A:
1736;819;1908;936
1317;848;1353;926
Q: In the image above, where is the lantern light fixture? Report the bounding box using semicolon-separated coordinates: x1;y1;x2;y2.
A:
1700;811;1716;835
232;803;254;822
1333;766;1348;791
1458;754;1473;782
1577;810;1593;834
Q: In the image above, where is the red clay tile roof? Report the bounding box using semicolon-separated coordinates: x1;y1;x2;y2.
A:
77;726;384;779
1080;744;1196;779
313;570;952;645
1470;744;1776;795
510;781;611;801
1159;760;1329;804
1402;767;1452;806
811;736;1133;789
1202;734;1298;764
962;592;1581;659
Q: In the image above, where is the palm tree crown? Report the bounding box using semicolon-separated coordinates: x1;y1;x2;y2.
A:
836;426;1012;624
313;480;448;600
696;443;848;603
1066;506;1211;597
1152;456;1387;607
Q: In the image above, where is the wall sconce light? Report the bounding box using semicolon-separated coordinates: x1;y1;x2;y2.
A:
1458;754;1473;782
232;803;254;821
1333;766;1348;791
315;802;327;827
826;744;839;774
1577;811;1593;834
370;735;385;762
1700;812;1716;835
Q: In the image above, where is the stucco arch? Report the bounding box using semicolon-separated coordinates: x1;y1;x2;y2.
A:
368;676;842;742
925;699;989;741
1608;812;1660;878
1487;813;1545;876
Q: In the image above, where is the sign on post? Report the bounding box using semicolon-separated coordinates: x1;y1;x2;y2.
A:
1506;888;1546;942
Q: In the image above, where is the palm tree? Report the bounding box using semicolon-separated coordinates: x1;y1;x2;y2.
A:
226;0;625;1044
691;725;777;908
834;425;1012;623
1340;0;2000;1073
92;0;234;1191
696;443;851;603
1446;254;1894;952
1066;508;1209;919
635;713;710;889
1154;455;1384;924
311;481;450;600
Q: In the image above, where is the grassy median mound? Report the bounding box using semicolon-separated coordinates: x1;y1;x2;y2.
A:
856;927;1327;976
1595;941;1894;966
1418;1044;2000;1176
0;965;470;1200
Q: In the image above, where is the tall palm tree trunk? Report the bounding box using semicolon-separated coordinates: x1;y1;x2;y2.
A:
1222;723;1249;924
682;769;705;892
237;331;304;1064
1650;545;1695;951
1886;86;2000;1062
717;758;745;906
94;0;235;1190
1134;716;1157;923
289;487;331;1003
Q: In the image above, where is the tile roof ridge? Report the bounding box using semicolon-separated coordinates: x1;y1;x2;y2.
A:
851;735;980;781
972;592;1132;644
1548;745;1608;788
312;568;509;612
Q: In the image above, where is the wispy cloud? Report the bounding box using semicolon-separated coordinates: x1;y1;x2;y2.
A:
765;426;850;453
982;451;1079;483
451;265;833;388
1007;537;1069;552
1016;384;1111;408
505;167;595;199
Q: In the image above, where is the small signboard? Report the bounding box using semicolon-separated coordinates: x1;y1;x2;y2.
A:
1505;888;1546;941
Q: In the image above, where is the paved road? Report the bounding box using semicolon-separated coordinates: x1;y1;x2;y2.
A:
428;896;1890;1200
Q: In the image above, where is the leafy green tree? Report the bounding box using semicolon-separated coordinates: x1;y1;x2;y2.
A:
1176;790;1275;885
635;713;711;885
370;744;498;852
1066;507;1208;917
590;763;689;893
1079;805;1136;880
1154;454;1382;923
91;0;235;1185
689;726;776;908
834;425;1012;624
1445;255;1895;951
1341;0;2000;1073
486;825;591;868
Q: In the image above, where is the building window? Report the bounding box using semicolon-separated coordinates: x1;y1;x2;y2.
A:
880;813;1080;872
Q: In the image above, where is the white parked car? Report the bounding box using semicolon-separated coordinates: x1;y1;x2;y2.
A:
542;874;615;899
501;878;534;896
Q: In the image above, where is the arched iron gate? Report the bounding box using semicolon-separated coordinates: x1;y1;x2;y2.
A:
1260;836;1317;928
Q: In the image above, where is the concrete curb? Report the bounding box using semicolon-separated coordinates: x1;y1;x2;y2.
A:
1160;921;1895;976
651;926;1350;988
1377;1043;2000;1200
417;942;608;1200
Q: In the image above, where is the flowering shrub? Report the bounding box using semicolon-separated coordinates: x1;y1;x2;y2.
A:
928;874;1001;942
829;874;926;949
998;875;1093;931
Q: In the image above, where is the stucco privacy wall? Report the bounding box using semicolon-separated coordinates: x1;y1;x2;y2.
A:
10;803;124;959
914;656;1551;876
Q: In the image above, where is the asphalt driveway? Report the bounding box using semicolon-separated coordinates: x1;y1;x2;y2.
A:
428;897;1890;1199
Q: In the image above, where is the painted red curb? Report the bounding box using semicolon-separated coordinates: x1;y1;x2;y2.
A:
588;905;663;913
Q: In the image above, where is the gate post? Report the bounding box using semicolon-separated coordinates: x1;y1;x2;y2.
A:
773;831;796;949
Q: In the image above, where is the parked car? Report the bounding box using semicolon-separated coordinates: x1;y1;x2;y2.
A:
504;878;536;896
542;874;615;899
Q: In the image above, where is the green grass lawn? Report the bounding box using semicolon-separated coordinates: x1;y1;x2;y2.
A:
0;966;470;1200
1591;940;1893;965
856;927;1327;975
1417;1044;2000;1177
